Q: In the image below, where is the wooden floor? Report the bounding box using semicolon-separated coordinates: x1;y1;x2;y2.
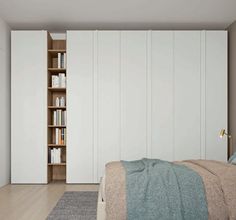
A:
0;183;99;220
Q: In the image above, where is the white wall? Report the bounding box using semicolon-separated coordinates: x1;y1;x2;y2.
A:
0;17;11;188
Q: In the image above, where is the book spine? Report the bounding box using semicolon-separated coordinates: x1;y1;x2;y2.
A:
55;97;60;107
64;111;66;125
56;148;59;163
55;128;59;145
59;73;66;88
61;54;64;68
61;128;64;145
62;111;64;125
58;53;61;68
58;129;62;145
59;110;62;125
59;148;61;163
64;53;67;68
53;111;57;125
51;149;54;164
55;148;57;163
52;148;56;164
52;75;59;88
51;75;55;87
62;75;66;88
64;128;66;144
60;97;65;107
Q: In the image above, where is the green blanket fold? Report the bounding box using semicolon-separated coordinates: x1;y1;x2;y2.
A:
121;158;208;220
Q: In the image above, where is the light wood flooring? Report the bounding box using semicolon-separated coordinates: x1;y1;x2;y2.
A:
0;183;99;220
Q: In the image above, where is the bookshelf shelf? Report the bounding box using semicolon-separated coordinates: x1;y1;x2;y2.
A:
48;106;66;110
48;68;66;73
48;163;66;166
47;33;67;183
48;87;66;92
48;144;66;147
48;125;66;128
48;49;66;54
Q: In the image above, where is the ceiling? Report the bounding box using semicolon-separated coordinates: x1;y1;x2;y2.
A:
0;0;235;30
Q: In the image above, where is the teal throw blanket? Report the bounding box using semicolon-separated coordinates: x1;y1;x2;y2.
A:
121;158;208;220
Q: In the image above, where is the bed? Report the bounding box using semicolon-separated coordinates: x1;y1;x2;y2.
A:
97;159;236;220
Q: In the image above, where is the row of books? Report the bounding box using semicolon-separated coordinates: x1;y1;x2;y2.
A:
55;96;66;107
53;110;67;126
55;128;66;145
58;53;66;69
51;73;66;88
50;148;62;164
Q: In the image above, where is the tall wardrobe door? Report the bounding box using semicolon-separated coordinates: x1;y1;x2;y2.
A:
174;31;201;160
67;31;94;183
151;31;174;161
11;31;47;183
205;31;227;161
120;31;147;160
97;32;120;181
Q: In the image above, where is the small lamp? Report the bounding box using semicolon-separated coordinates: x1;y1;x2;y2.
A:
219;129;233;158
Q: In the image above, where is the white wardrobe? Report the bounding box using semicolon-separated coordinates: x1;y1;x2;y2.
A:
11;31;47;183
11;30;227;184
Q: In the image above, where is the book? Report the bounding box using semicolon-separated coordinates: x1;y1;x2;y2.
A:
53;111;57;125
58;110;62;125
54;148;56;163
60;97;65;107
61;53;64;68
55;128;59;144
64;128;67;144
61;128;64;145
58;129;62;145
64;53;67;68
58;53;61;68
51;75;59;88
59;73;66;88
55;97;60;107
64;111;66;125
51;149;54;163
58;148;61;163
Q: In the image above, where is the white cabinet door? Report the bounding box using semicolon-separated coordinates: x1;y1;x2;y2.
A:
151;31;174;161
66;30;227;183
97;31;120;181
174;31;201;160
120;31;147;160
11;31;47;183
67;31;94;183
205;31;227;161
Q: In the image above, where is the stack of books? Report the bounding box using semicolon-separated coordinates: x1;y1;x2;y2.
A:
53;110;66;125
58;53;66;68
55;128;66;145
51;73;66;88
50;148;62;164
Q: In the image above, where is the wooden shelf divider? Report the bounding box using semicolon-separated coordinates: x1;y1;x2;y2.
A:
48;144;66;147
48;106;66;109
48;125;66;128
48;87;66;92
48;68;66;73
48;163;66;166
48;49;66;54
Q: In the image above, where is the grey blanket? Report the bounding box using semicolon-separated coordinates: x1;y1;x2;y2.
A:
121;158;208;220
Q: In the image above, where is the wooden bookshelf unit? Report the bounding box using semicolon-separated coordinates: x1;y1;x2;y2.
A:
47;33;67;183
